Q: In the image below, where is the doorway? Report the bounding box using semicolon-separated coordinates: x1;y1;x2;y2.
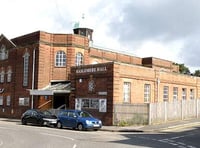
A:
53;94;69;109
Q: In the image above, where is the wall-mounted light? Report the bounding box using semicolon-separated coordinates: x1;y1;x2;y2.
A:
79;79;82;83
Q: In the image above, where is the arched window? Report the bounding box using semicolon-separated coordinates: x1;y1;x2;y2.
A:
76;52;84;66
0;44;8;60
55;51;66;67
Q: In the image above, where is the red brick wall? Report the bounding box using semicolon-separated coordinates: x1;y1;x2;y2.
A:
70;62;114;125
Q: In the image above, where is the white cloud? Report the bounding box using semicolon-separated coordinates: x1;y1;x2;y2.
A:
0;0;200;71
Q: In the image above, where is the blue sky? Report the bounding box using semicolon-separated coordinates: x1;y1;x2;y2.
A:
1;0;200;71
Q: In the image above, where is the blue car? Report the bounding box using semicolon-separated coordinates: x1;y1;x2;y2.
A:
56;110;102;131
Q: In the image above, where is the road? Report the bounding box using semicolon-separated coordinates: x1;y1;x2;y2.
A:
0;120;200;148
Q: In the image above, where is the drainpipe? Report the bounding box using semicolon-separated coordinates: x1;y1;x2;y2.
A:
31;48;36;109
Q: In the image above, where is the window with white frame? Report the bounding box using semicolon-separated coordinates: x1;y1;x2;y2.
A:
19;97;29;106
190;89;195;99
163;86;169;101
76;52;84;66
123;82;131;103
81;99;99;109
0;70;5;83
0;96;3;105
7;69;12;82
6;96;11;106
173;87;178;101
55;50;66;67
182;88;187;100
144;84;151;103
23;51;30;86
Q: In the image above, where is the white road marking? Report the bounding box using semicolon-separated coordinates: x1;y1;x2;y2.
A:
0;140;3;146
73;144;77;148
40;132;75;141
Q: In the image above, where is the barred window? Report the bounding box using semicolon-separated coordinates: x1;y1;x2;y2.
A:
144;84;151;103
23;51;30;86
163;86;169;101
55;50;66;67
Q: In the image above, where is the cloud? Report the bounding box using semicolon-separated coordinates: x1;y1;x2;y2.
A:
90;0;200;70
0;0;200;71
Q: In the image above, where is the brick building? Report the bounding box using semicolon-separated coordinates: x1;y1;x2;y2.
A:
0;26;200;125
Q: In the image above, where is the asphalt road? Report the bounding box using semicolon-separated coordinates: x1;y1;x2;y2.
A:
0;120;200;148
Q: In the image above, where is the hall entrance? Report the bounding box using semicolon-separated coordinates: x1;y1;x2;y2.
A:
53;94;69;109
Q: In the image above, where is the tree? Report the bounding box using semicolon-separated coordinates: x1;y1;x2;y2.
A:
194;70;200;77
174;63;190;74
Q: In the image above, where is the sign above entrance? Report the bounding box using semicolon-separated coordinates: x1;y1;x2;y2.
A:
76;66;107;74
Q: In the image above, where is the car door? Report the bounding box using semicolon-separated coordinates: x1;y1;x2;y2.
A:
31;111;40;124
59;111;69;127
66;111;77;128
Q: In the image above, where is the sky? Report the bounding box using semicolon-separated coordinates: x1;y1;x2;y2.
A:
0;0;200;72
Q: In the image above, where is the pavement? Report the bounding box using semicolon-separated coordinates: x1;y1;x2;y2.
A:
1;117;200;132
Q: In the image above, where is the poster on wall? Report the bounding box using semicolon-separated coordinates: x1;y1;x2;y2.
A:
75;98;82;110
99;99;107;112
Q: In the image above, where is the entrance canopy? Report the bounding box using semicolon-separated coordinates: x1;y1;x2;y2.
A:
29;82;71;95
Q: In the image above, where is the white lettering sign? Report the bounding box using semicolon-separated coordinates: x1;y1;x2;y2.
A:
76;66;107;74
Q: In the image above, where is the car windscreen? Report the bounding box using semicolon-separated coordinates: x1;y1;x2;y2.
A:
78;111;92;118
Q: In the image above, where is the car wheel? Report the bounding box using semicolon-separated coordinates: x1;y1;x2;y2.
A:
77;123;84;131
57;121;62;129
21;119;27;125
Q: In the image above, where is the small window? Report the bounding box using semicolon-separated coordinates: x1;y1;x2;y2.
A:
55;50;66;67
163;86;169;101
144;84;151;103
76;52;84;66
123;82;131;103
173;87;178;101
182;88;187;100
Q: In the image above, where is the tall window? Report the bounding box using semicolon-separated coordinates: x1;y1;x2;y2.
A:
0;70;5;83
123;82;131;103
190;89;194;99
7;69;12;82
6;96;11;106
76;52;83;66
55;50;66;67
23;51;30;86
182;88;187;100
173;87;178;101
144;84;151;103
0;96;3;105
163;86;169;101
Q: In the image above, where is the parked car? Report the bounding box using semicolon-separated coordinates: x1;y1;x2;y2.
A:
21;109;57;127
57;110;102;131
